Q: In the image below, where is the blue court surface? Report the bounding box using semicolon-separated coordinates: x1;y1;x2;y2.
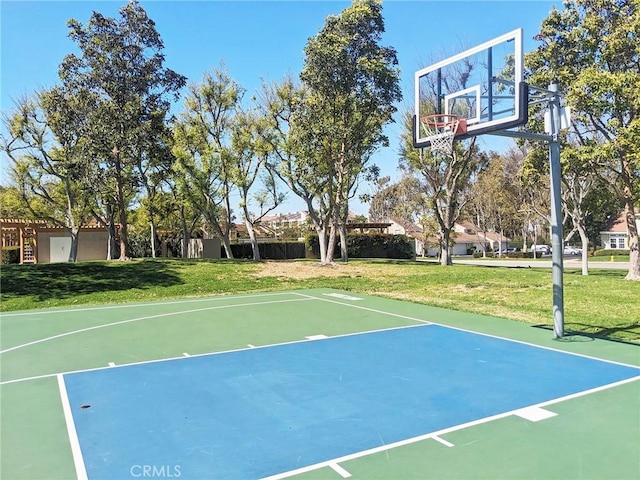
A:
62;324;639;480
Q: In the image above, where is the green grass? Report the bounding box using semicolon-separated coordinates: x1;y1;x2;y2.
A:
1;258;638;343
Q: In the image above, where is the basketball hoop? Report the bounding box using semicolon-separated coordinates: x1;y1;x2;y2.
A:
420;114;466;156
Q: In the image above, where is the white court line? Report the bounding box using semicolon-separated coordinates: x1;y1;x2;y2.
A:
0;297;314;356
324;293;362;301
107;362;116;367
0;291;297;317
329;462;352;478
292;292;432;325
57;374;88;480
294;292;640;370
514;406;557;422
1;324;429;386
305;335;328;340
432;435;455;447
261;374;640;480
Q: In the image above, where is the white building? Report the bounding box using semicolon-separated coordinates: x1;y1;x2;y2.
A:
599;209;640;250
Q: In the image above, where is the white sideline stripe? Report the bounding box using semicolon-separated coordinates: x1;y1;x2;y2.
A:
0;291;298;317
0;297;314;355
260;375;640;480
324;293;362;301
432;435;455;447
306;335;328;340
295;292;640;370
107;362;116;367
1;324;428;386
293;292;432;325
329;462;352;478
514;406;557;422
57;374;88;480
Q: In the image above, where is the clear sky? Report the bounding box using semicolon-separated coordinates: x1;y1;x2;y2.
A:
1;0;562;215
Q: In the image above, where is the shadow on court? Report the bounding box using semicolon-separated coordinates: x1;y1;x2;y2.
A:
0;260;183;301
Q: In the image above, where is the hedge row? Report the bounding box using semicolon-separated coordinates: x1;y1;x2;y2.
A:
225;242;307;260
473;251;542;259
592;249;630;257
306;233;414;259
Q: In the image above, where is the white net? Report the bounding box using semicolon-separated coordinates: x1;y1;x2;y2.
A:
420;115;460;156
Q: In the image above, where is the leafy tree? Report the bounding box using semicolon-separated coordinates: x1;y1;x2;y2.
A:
229;109;285;260
60;0;186;259
0;185;32;218
527;0;640;280
300;0;402;263
1;91;95;261
171;67;240;259
468;151;521;256
367;174;425;223
400;100;487;265
259;78;334;262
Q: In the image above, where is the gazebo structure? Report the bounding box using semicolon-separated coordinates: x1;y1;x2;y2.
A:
0;218;47;264
1;218;111;264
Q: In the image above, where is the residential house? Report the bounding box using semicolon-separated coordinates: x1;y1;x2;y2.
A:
384;218;509;257
599;209;640;250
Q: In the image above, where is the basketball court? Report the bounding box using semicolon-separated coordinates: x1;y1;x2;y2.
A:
2;27;637;480
1;289;639;479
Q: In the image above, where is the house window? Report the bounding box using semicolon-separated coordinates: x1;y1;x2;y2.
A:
610;235;626;249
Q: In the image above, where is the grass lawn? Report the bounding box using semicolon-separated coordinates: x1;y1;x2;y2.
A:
1;258;638;343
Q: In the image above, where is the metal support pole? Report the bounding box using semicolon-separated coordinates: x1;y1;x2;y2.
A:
548;83;564;338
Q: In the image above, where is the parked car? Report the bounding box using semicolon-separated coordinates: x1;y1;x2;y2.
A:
563;246;582;255
532;244;551;254
493;247;520;253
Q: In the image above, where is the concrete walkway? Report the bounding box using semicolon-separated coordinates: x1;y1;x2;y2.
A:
452;257;629;270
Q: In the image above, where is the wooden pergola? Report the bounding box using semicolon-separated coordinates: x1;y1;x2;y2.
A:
0;218;47;264
345;222;392;234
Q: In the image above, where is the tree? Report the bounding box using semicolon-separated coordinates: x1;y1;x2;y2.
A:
468;152;521;256
60;0;186;259
171;67;240;259
259;78;334;262
300;0;402;263
229;109;285;260
367;174;425;223
528;0;640;280
400;106;487;265
1;91;95;261
0;185;32;218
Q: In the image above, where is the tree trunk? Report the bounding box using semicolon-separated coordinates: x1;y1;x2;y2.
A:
440;231;452;266
339;223;348;263
113;150;131;260
244;217;261;261
220;238;234;259
576;223;590;276
624;204;640;281
150;222;157;258
68;226;79;262
179;206;189;258
325;221;337;264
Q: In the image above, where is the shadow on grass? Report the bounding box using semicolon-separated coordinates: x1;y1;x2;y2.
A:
0;260;183;301
533;323;640;346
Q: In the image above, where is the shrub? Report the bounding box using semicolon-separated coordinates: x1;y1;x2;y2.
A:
1;246;21;264
592;249;630;257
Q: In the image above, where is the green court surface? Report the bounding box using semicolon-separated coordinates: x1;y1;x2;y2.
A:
1;289;638;480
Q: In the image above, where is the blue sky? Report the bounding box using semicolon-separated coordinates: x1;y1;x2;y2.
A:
1;0;562;215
